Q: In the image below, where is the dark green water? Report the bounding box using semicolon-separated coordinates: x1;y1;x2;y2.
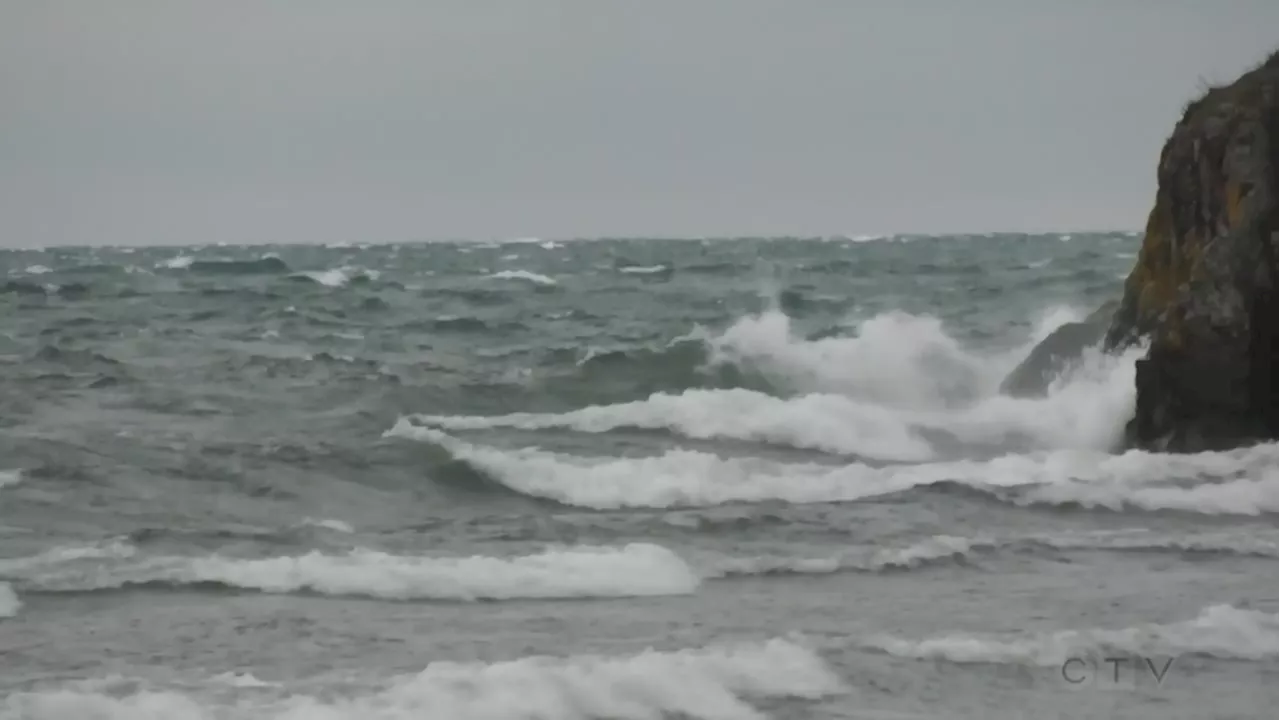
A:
0;234;1275;719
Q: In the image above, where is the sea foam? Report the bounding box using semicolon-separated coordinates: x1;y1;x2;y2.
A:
488;269;557;286
386;422;1277;515
13;544;700;602
397;306;1146;462
0;582;19;618
0;637;845;720
865;604;1278;665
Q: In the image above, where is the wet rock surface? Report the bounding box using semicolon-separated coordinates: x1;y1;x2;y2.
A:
1000;301;1117;398
1106;53;1278;452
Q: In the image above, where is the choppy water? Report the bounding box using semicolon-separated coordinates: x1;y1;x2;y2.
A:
0;233;1275;720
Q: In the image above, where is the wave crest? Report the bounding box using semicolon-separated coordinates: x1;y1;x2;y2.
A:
866;604;1278;665
398;310;1147;462
1;637;845;720
385;423;1278;516
13;543;699;602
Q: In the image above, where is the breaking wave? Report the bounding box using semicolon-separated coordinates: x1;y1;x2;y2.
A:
157;256;291;275
288;266;379;287
10;527;1268;608
0;582;19;618
0;637;845;720
388;300;1278;519
548;305;1107;414
488;269;557;286
865;604;1278;665
617;264;673;275
385;423;1277;515
10;543;700;602
399;307;1146;462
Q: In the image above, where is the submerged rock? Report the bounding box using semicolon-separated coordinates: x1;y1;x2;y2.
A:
1000;300;1117;397
1105;53;1278;452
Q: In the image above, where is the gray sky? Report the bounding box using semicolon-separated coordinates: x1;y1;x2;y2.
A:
1;2;1275;246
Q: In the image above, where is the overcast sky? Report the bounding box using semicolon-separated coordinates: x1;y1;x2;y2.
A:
1;2;1275;246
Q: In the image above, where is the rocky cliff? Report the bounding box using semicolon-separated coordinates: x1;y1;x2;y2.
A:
1104;52;1278;452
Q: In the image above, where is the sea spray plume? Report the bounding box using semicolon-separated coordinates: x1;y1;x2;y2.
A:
999;300;1119;397
688;301;1142;453
511;293;1123;439
398;338;1145;460
700;302;1102;406
703;308;990;409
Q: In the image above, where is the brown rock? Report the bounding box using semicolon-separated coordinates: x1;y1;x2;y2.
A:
1105;52;1278;452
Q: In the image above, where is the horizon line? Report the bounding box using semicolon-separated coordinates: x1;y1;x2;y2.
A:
2;228;1144;251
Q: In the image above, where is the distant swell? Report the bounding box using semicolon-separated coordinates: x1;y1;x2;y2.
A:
1;280;92;299
703;535;981;578
158;256;291;274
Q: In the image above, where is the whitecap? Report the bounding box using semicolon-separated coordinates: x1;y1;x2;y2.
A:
0;582;19;618
157;255;195;269
385;423;1277;515
293;266;379;288
25;544;700;602
488;269;557;286
2;637;844;720
298;517;355;534
0;539;138;575
865;604;1277;665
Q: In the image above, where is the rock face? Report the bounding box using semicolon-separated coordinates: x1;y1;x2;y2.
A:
1105;52;1278;452
1000;300;1117;397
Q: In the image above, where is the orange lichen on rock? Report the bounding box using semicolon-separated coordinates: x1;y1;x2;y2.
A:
1224;180;1247;229
1123;193;1208;350
1129;193;1178;321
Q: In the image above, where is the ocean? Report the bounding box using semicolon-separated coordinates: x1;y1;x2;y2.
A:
0;233;1275;720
